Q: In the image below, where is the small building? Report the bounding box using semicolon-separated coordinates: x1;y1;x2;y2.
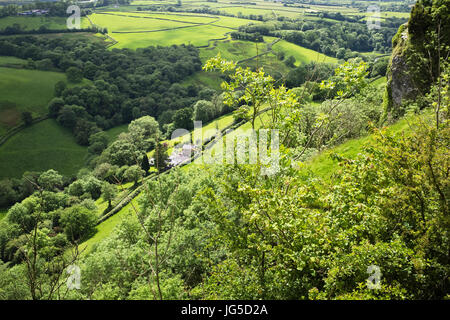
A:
18;9;49;16
168;143;199;167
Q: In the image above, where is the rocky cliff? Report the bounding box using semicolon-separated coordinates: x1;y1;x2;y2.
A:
384;0;450;119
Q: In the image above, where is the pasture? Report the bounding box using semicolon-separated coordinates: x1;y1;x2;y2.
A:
87;11;256;48
0;119;88;179
105;124;128;143
0;66;67;134
0;56;27;67
125;0;412;20
199;39;266;62
271;40;338;66
0;16;66;31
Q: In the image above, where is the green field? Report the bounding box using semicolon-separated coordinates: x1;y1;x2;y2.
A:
88;12;216;33
182;70;224;91
199;39;266;62
88;11;255;49
0;66;68;134
80;196;137;254
125;0;411;21
0;119;88;179
110;24;232;48
306;114;413;179
105;124;129;143
0;56;27;67
0;16;66;31
216;6;306;19
272;40;338;65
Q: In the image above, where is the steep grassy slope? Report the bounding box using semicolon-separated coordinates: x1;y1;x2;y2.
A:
0;66;67;134
272;40;338;66
0;119;88;179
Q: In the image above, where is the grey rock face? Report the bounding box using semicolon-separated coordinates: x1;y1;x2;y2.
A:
390;54;417;108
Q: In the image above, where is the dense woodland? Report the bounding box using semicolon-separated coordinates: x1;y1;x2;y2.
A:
238;17;404;56
0;36;206;142
0;0;448;300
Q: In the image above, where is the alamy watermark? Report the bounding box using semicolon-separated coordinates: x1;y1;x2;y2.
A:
170;121;280;176
66;264;81;290
67;5;81;30
367;5;381;31
366;265;381;290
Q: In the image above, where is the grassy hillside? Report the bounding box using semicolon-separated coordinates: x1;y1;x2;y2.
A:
105;124;128;143
110;24;232;48
0;66;69;134
181;70;224;91
272;40;338;66
199;39;264;63
88;11;255;49
0;16;66;31
125;0;412;20
306;115;412;179
80;110;414;255
0;119;88;179
88;12;215;32
0;56;27;67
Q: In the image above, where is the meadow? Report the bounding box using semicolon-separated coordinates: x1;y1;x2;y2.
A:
199;39;267;62
0;66;67;135
88;12;217;33
0;119;88;179
105;124;128;142
0;16;66;31
86;7;338;84
271;39;338;66
0;55;27;67
127;0;412;20
87;11;255;48
110;24;231;48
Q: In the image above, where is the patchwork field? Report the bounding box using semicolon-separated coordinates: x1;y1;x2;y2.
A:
110;24;231;48
0;119;88;179
127;0;412;20
87;11;256;48
88;11;218;32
